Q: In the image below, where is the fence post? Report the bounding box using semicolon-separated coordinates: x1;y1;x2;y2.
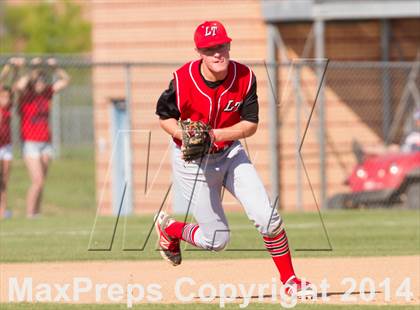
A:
267;23;280;206
51;93;61;157
124;64;134;215
294;63;303;211
315;19;327;209
381;19;392;143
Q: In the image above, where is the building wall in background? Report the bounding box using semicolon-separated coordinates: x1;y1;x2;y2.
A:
91;0;420;213
91;0;269;214
277;19;420;209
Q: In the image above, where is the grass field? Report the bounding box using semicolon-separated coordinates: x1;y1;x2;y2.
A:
2;150;418;263
0;208;419;263
6;147;95;218
1;149;419;309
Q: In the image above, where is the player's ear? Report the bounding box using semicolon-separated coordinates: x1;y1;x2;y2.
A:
195;48;204;59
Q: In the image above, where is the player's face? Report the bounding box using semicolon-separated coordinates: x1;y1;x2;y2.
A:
198;43;230;74
34;80;47;93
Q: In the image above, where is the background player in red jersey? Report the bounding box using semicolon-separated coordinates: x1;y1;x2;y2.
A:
0;86;13;219
154;21;314;298
0;57;25;219
16;58;70;218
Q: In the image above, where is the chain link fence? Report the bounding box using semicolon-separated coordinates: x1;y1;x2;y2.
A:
286;61;420;211
323;61;420;210
0;57;93;156
0;56;418;217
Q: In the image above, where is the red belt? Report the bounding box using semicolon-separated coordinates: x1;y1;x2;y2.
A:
208;143;232;154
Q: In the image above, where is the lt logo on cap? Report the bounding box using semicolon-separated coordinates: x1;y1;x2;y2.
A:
204;26;218;37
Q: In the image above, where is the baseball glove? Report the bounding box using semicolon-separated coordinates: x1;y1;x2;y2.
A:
179;119;213;162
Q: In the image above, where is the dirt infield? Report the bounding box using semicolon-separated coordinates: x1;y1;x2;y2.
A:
1;256;419;307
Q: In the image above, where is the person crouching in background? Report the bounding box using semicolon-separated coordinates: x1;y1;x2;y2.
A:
16;58;70;218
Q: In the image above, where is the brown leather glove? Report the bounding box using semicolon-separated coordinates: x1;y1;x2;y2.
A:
179;119;213;162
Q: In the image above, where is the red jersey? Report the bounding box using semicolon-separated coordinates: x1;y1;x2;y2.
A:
19;85;54;142
174;60;253;151
0;105;11;146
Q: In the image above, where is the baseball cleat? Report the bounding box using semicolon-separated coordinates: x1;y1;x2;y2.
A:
154;211;182;266
283;276;316;299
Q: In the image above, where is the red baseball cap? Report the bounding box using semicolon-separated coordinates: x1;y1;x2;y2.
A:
194;21;232;49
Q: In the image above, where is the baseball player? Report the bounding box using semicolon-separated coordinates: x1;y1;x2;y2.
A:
155;21;312;297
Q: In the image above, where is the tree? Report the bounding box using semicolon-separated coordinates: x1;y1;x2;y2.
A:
0;0;91;54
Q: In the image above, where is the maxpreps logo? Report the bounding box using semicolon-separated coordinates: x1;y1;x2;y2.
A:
8;277;162;307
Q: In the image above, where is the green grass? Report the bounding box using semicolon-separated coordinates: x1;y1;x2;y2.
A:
0;209;419;263
0;303;418;309
1;147;419;262
7;147;95;217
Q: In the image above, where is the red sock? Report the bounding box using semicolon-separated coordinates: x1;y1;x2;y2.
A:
164;221;184;239
263;229;296;283
165;221;199;246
